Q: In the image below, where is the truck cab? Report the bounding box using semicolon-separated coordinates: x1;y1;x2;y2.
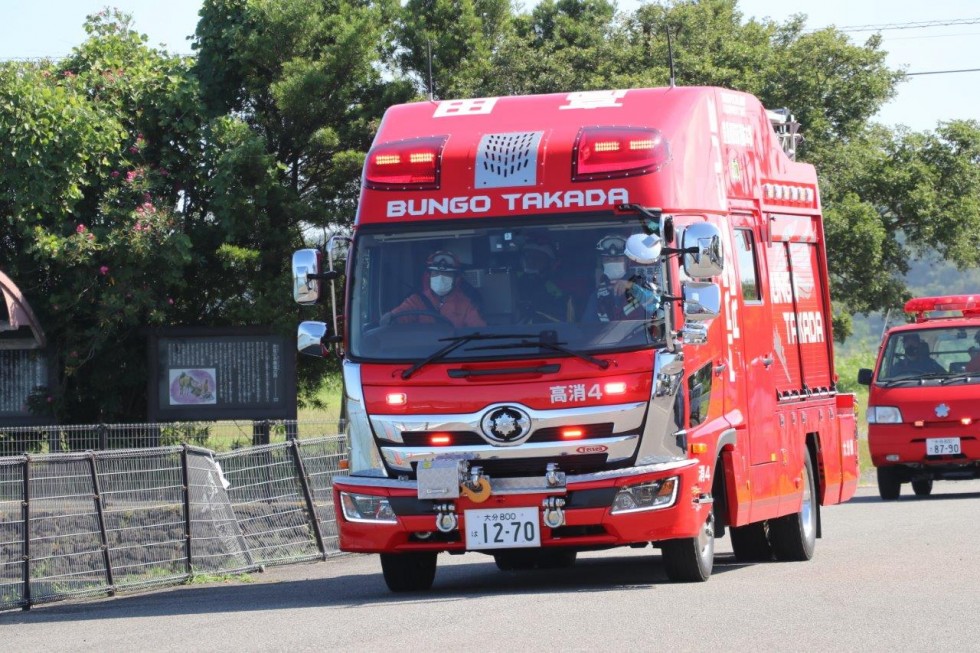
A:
858;295;980;499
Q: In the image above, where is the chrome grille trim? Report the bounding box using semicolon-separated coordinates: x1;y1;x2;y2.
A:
370;401;647;445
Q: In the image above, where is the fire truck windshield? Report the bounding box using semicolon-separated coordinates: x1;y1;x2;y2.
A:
877;326;980;384
348;216;667;362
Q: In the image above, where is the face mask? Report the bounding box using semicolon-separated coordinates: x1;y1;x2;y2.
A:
430;274;453;297
603;261;627;280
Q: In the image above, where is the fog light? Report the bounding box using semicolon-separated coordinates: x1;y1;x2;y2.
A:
611;477;678;514
885;454;900;462
340;492;397;523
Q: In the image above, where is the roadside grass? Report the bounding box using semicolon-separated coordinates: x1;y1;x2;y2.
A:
835;350;877;476
189;572;254;585
298;372;343;423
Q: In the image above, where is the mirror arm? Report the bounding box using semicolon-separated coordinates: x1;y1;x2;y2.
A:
307;270;340;282
661;246;698;256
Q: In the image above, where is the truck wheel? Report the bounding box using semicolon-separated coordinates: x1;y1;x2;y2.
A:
769;449;817;562
729;521;772;562
380;552;437;592
911;478;933;497
661;506;714;582
877;466;902;501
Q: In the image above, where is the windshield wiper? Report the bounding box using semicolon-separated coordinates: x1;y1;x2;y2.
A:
467;334;610;370
941;371;979;385
401;332;539;380
880;372;946;387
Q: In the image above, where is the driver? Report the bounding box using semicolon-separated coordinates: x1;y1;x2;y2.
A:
385;250;485;328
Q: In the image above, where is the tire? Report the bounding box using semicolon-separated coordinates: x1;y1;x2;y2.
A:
380;552;437;592
661;505;714;582
494;549;577;571
769;449;818;562
730;520;772;562
877;466;902;501
911;477;934;497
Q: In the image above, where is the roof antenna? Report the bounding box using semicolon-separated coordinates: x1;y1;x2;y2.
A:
427;39;435;101
666;27;676;88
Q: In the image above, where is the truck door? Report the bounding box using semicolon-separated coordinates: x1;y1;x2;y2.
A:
730;218;781;519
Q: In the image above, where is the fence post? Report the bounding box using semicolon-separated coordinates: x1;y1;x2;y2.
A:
88;452;115;596
180;445;193;578
290;440;327;559
252;420;271;446
98;424;109;451
21;455;31;611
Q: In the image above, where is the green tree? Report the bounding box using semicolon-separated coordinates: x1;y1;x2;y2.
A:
192;0;416;400
0;10;198;421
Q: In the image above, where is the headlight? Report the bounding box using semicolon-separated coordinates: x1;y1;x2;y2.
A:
611;477;678;514
340;492;398;523
867;406;903;424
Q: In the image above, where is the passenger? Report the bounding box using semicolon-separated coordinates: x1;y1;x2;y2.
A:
583;234;661;323
515;239;574;323
965;331;980;373
385;250;485;328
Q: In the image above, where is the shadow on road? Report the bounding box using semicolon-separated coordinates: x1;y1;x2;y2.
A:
845;490;980;504
2;551;763;622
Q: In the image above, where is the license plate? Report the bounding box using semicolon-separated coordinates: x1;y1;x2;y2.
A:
464;507;540;550
926;437;962;455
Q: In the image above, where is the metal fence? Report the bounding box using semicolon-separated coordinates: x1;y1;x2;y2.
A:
0;434;348;612
0;419;343;456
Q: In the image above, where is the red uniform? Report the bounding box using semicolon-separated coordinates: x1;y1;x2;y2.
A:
390;285;485;328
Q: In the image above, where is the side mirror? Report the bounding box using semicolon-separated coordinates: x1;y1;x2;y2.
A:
293;249;323;305
682;282;721;322
682;223;723;278
298;321;330;357
857;368;873;386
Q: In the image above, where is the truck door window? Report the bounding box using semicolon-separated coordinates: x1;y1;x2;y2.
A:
688;361;713;427
733;229;760;302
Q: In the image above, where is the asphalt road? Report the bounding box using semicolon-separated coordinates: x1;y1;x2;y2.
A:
3;480;980;652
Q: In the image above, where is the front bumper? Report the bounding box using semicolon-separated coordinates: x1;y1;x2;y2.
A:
869;424;980;468
332;459;707;553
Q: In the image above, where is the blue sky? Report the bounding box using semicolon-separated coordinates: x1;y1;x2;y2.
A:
1;0;977;132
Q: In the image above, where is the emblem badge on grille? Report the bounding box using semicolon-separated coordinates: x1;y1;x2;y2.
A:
480;406;531;446
935;403;950;418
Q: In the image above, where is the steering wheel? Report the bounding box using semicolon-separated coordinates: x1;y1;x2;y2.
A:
382;309;454;328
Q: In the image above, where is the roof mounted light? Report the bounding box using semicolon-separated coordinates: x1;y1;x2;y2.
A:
573;126;670;181
364;135;447;190
904;295;980;321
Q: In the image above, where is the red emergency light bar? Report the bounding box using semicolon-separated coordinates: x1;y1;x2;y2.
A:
904;295;980;321
364;135;447;190
573;126;670;181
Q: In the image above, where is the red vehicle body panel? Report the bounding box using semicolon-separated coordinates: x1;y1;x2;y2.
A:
329;87;857;558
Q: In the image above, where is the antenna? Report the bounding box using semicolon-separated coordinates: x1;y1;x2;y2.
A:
666;27;676;88
427;39;435;101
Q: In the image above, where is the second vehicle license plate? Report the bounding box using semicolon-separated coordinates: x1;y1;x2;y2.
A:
926;437;961;455
464;507;540;550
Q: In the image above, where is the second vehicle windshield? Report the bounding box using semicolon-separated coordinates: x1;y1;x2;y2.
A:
877;326;980;382
348;215;668;362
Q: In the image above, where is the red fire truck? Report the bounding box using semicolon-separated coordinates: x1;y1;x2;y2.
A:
293;86;859;591
858;295;980;500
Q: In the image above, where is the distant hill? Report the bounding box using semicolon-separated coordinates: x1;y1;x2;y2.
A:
838;254;980;357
